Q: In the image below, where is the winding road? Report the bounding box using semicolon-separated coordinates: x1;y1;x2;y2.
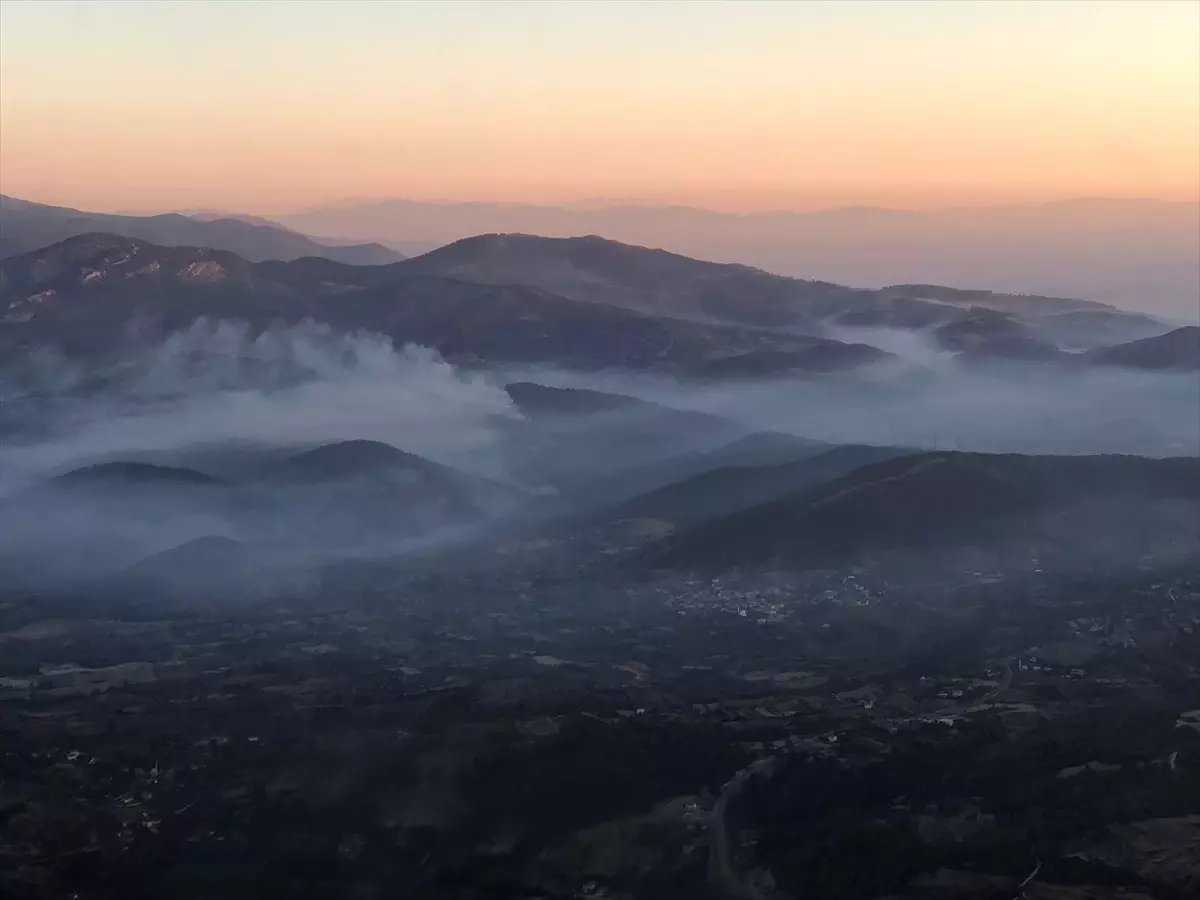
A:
709;756;779;900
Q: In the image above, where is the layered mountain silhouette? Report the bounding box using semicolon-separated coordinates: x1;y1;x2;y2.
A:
399;233;860;327
275;196;1200;319
0;234;893;374
1;228;1183;376
0;195;403;265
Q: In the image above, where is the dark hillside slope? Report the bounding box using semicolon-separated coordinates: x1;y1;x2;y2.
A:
258;438;516;510
266;439;457;483
399;232;856;327
248;440;524;530
606;444;908;526
566;430;835;510
933;309;1062;361
1086;326;1200;371
1;461;229;514
648;452;1200;571
46;461;222;489
504;382;646;416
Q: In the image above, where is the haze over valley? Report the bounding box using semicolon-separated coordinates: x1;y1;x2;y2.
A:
1;2;1198;899
4;186;1200;900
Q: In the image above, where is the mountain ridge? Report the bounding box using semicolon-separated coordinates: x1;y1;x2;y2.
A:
273;196;1200;318
0;194;404;266
0;234;890;375
1;231;1183;374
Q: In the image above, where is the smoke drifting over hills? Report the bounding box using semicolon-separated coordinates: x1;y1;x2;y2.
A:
0;228;1193;603
4;5;1200;894
4;319;1196;496
508;328;1200;459
1;316;1195;599
0;321;518;492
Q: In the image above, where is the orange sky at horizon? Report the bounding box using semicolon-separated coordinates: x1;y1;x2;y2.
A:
1;0;1198;215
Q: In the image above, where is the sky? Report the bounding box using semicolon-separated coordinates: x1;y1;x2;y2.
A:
1;0;1198;214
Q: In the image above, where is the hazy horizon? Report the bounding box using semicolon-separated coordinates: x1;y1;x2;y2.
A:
2;0;1198;213
2;0;1198;318
28;192;1200;221
4;188;1198;319
3;187;1195;225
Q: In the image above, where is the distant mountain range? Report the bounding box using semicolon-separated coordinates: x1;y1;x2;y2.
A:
0;195;403;266
0;233;888;374
7;194;1197;318
1;231;1191;373
273;196;1200;319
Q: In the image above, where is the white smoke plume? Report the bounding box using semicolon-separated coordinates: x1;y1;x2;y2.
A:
0;319;518;493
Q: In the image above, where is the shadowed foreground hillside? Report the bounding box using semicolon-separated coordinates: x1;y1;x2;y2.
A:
648;452;1200;571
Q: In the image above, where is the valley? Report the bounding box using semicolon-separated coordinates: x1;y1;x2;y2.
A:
0;223;1197;900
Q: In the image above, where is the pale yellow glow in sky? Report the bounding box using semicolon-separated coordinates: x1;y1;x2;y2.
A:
1;0;1197;213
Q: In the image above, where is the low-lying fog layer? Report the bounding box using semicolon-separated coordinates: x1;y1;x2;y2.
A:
1;319;1197;599
0;320;520;492
509;325;1200;458
3;319;1197;486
